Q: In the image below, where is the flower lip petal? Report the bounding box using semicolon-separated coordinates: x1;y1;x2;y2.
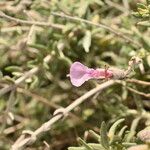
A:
70;73;92;87
69;62;93;87
70;62;88;79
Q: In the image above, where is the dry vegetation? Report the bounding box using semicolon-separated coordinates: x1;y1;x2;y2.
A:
0;0;150;150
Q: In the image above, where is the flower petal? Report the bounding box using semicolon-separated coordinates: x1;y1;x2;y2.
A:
69;62;92;86
70;62;88;79
70;73;92;87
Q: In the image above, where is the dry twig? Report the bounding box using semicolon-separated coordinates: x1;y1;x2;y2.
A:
0;11;64;30
127;79;150;86
127;87;150;98
11;80;116;150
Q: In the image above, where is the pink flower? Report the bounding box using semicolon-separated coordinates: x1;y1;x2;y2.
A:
69;62;113;87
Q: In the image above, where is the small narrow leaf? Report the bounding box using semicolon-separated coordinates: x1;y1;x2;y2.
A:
147;55;150;66
0;71;3;78
89;130;100;141
29;43;47;51
68;147;86;150
137;21;150;26
5;66;21;72
27;25;36;45
82;30;91;53
137;3;147;9
93;0;104;6
108;118;125;141
126;117;141;142
122;143;137;146
77;138;93;150
118;125;128;137
3;76;15;83
30;76;39;89
146;0;150;5
88;143;105;150
12;72;23;77
100;122;109;150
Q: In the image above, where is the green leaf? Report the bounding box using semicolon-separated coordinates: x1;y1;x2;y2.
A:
27;25;36;45
82;30;91;53
108;118;125;142
137;21;150;26
88;143;105;150
147;55;150;66
126;117;141;142
30;76;39;89
29;43;47;51
68;147;86;150
147;0;150;5
93;0;104;6
5;66;21;72
77;138;93;150
63;23;75;33
118;125;128;137
137;3;147;9
100;122;109;150
89;130;100;141
3;76;15;84
132;12;141;17
122;142;137;146
12;72;23;77
77;1;89;17
0;71;3;78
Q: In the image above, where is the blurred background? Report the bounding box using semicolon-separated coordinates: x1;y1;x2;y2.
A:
0;0;150;149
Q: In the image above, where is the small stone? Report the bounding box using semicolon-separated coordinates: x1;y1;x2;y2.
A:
137;128;150;142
